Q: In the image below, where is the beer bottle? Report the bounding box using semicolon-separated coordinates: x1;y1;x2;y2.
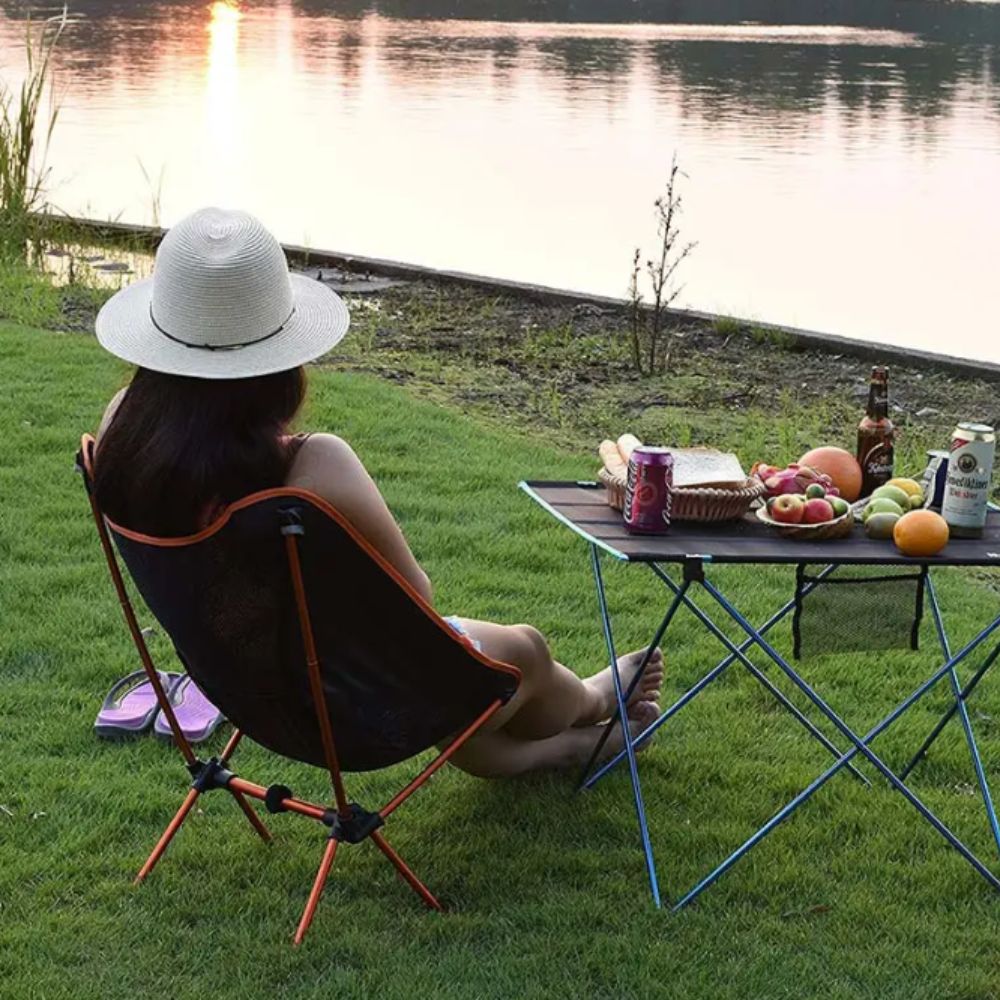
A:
857;365;894;496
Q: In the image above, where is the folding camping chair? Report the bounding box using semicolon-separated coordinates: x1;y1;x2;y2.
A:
77;435;520;945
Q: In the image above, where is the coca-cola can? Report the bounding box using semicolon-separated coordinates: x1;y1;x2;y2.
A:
623;446;674;535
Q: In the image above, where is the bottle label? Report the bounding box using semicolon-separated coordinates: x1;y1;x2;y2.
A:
860;440;894;487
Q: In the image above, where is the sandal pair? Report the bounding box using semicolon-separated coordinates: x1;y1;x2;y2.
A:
94;670;225;744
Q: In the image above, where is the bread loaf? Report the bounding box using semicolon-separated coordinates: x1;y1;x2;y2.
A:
599;440;627;478
616;434;643;465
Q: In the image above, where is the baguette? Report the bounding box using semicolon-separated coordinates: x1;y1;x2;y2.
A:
617;433;643;465
599;439;627;478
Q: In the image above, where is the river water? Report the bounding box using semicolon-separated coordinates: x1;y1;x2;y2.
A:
2;1;999;362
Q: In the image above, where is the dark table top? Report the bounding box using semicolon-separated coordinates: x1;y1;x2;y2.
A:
521;481;1000;567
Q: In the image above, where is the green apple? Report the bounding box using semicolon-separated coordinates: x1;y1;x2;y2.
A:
829;496;850;517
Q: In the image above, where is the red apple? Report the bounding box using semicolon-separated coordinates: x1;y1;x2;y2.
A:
802;498;835;524
770;494;805;524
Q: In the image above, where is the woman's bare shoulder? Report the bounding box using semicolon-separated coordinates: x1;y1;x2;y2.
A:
286;432;364;491
96;387;128;443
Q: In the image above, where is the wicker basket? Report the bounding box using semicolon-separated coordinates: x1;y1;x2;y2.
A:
598;468;766;523
754;505;855;540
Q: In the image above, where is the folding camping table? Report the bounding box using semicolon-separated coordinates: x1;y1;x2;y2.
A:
520;480;1000;910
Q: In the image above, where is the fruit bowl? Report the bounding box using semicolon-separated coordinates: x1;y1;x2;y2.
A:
755;505;855;540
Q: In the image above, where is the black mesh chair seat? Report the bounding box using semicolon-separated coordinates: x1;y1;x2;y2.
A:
110;490;518;771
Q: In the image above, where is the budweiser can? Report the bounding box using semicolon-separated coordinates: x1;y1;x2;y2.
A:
623;447;673;535
941;423;995;538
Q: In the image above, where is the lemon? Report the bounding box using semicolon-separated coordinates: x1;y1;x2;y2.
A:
886;477;923;498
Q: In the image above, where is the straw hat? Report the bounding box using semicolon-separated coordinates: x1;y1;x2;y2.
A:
95;208;349;379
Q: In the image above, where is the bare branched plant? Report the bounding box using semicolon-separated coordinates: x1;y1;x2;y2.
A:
0;7;67;261
137;158;166;228
626;157;696;376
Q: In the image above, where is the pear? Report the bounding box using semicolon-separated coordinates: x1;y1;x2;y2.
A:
865;512;901;539
864;497;905;520
871;485;911;509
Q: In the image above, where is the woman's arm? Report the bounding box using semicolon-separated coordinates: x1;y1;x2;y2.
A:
288;433;433;605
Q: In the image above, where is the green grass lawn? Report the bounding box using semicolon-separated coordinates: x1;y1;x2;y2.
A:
4;321;1000;999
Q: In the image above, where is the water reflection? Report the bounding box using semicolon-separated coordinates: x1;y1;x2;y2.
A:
205;0;242;199
1;1;999;359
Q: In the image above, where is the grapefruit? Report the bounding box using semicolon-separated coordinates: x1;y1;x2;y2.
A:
798;446;863;502
893;510;949;557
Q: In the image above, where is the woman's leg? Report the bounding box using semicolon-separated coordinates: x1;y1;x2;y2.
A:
449;702;661;778
455;618;663;741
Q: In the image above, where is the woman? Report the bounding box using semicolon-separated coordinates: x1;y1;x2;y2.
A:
94;208;662;777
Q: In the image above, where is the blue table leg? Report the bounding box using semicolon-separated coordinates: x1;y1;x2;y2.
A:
589;544;662;908
652;565;871;786
924;575;1000;858
578;576;690;789
900;644;1000;780
586;563;868;789
674;618;1000;910
672;581;1000;909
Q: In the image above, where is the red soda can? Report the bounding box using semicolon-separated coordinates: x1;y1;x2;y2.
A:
623;446;674;534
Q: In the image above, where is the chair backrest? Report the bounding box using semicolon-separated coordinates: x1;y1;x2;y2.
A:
79;436;519;772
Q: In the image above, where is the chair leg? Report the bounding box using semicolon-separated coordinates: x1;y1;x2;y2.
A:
293;838;340;946
134;788;201;885
229;788;272;842
370;829;443;911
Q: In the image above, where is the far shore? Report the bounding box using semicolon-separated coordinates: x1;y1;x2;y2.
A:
40;213;1000;385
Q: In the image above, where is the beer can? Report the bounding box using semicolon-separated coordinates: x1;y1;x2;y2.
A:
920;449;950;508
941;423;996;537
623;447;673;535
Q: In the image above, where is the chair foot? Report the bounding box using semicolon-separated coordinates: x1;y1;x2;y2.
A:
293;838;339;946
371;830;443;911
134;788;201;885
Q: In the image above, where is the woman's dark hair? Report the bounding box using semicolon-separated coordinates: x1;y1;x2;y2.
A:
94;366;307;536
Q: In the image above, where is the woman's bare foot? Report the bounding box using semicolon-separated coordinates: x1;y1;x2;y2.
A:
580;648;664;724
592;701;661;764
445;701;663;778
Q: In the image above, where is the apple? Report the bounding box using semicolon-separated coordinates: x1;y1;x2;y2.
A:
802;498;835;524
805;483;827;499
829;496;850;517
770;494;805;524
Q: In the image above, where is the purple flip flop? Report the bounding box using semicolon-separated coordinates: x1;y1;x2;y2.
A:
95;670;180;740
153;674;226;744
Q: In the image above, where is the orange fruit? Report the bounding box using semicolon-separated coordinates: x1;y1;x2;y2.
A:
893;510;949;557
799;446;863;502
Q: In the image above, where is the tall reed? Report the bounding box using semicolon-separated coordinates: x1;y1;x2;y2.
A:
0;8;67;262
